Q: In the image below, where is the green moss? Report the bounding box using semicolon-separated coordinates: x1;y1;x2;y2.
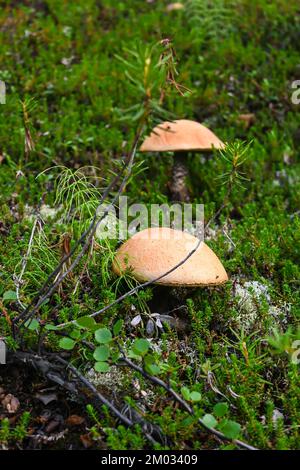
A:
0;0;299;450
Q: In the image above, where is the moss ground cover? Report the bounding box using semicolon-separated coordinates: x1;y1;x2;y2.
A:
0;0;299;450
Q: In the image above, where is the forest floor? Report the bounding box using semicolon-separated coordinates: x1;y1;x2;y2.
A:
0;0;299;450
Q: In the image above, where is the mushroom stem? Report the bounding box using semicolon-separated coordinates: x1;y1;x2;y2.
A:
170;152;190;202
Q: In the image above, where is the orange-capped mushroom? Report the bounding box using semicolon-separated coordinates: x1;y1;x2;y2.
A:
140;120;225;202
113;227;228;287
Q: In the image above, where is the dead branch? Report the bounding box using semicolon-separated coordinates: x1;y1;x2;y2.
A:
15;129;142;328
6;350;164;447
118;350;258;451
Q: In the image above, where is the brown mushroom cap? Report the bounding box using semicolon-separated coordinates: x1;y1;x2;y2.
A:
140;119;225;153
113;227;228;286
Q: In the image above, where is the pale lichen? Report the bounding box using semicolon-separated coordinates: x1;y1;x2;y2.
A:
233;280;290;332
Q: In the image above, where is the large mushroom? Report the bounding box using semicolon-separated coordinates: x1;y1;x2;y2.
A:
140;119;225;202
113;227;228;287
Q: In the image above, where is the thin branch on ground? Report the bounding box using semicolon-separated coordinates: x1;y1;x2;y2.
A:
119;349;258;451
13;210;43;311
8;350;162;446
15;128;142;328
56;356;160;446
68;338;257;450
8;351;158;445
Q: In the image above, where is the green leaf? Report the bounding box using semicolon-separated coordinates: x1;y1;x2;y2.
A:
170;379;177;389
94;361;109;373
189;391;202;402
181;386;191;401
59;337;76;350
145;363;161;375
202;414;218;429
70;329;81;340
93;345;110;362
213;402;229;418
95;328;112;344
113;319;124;336
127;349;140;360
76;316;97;330
144;353;156;364
132;338;150;355
24;318;39;331
44;324;59;331
219;420;241;439
3;290;17;301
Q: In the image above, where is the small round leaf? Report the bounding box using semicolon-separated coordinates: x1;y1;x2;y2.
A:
59;337;76;350
93;345;110;362
132;338;150;355
76;316;97;330
70;329;81;340
181;386;191;401
95;328;112;344
189;391;202;402
213;402;228;418
94;361;109;373
3;290;17;301
202;414;218;429
219;420;241;439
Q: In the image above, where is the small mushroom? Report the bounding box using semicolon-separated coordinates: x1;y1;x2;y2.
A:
113;227;228;287
140;119;225;202
166;3;184;12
